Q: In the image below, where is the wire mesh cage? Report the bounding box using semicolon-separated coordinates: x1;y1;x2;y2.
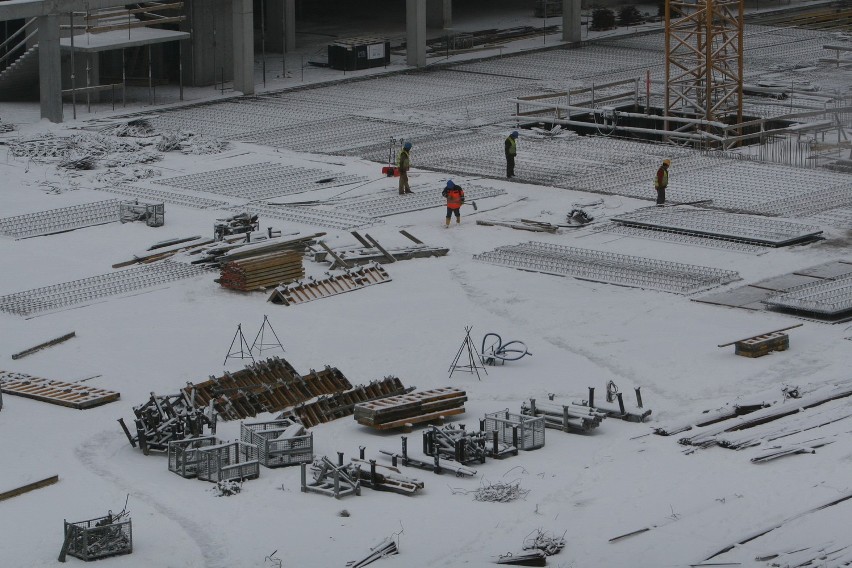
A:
197;440;260;482
62;515;132;561
240;419;313;468
120;201;165;227
484;410;545;450
168;436;221;478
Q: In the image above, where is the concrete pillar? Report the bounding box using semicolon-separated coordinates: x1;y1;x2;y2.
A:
187;0;233;87
426;0;452;29
283;0;296;52
406;0;427;68
232;0;254;94
562;0;582;43
37;14;62;123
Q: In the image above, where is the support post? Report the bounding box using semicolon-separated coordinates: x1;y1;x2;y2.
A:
406;0;427;68
232;0;255;95
37;14;62;123
283;0;295;52
562;0;581;43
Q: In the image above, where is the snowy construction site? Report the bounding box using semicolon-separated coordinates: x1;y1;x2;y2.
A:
1;0;852;567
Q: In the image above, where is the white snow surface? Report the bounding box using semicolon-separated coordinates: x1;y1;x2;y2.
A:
2;13;852;568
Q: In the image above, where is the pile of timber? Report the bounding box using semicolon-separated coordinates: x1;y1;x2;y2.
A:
314;230;448;268
218;250;304;291
198;232;324;267
184;357;352;421
0;370;119;410
521;397;606;433
268;263;391;306
287;376;413;428
354;387;467;430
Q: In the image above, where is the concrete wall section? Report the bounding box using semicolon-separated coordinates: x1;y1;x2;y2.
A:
406;0;426;68
37;14;62;122
186;0;233;87
426;0;451;29
562;0;581;43
232;0;254;95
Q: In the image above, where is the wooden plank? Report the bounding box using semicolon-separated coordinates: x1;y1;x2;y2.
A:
364;234;397;263
357;407;466;430
718;324;803;347
0;475;59;502
317;241;350;269
350;231;372;248
399;229;424;244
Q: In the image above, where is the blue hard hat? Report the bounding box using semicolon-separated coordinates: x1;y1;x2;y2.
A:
446;180;455;189
403;142;412;150
511;131;519;138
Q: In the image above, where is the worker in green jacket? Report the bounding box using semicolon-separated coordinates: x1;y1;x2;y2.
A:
505;131;518;178
397;141;412;195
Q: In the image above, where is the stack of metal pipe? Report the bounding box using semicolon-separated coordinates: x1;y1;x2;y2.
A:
520;398;606;433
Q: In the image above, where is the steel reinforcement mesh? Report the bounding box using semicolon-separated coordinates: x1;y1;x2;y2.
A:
336;184;506;217
473;241;741;294
95;185;230;210
0;199;120;239
0;260;209;317
155;162;367;201
763;273;852;315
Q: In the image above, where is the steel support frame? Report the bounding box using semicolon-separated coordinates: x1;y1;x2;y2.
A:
665;0;743;141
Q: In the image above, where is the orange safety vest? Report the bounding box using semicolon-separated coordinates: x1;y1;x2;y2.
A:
446;188;464;209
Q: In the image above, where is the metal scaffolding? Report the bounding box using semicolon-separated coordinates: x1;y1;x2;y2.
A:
666;0;744;136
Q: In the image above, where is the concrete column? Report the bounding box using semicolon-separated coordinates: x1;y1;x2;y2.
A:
562;0;582;43
37;14;62;122
232;0;254;94
283;0;296;52
426;0;452;29
406;0;427;68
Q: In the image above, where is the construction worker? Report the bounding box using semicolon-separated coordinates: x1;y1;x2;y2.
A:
505;131;519;178
654;159;671;205
442;180;465;227
397;141;412;195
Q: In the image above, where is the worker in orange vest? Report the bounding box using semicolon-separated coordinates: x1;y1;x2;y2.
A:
442;180;465;227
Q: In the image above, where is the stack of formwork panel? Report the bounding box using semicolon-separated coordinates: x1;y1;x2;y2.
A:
354;387;467;430
183;357;352;420
521;398;606;433
240;418;313;467
289;376;412;427
218;250;304;291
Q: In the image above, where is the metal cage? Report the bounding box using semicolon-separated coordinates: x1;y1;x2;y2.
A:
168;436;220;478
197;440;260;482
120;201;164;227
240;419;313;468
483;410;545;450
63;515;132;561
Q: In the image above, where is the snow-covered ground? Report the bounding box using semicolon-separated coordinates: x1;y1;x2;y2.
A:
1;5;852;568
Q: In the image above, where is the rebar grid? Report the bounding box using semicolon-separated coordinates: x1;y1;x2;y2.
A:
806;207;852;229
474;241;740;294
155;163;367;201
764;274;852;315
336;184;506;217
611;207;823;246
227;203;377;231
0;260;209;317
0;199;120;239
235;116;438;155
749;183;852;218
95;185;229;210
599;223;768;254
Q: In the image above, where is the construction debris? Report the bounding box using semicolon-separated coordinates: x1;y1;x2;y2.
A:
573;383;652;422
475;219;560;233
301;457;361;499
193;233;323;268
211;479;243;497
285;377;413;428
718;324;802;358
313;230;448;268
521;397;606;433
452;479;530;502
348;536;400;568
240;418;313;468
566;208;594;226
119;392;217;455
214;213;259;241
0;371;119;410
523;529;567;556
379;435;478;477
354;387;467;430
59;508;132;563
480;332;532;366
11;332;76;360
347;457;425;496
268;264;392;306
496;550;546;566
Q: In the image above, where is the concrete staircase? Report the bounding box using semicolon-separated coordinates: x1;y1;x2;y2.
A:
0;45;40;101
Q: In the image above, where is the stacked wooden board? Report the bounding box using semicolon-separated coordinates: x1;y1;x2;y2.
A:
354;387;467;430
218;250;304;291
0;370;119;409
289;376;413;428
183;357;352;420
268;264;391;306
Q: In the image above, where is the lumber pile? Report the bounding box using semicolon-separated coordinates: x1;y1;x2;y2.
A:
194;232;324;267
354;387;467;430
0;370;119;410
218;250;304;291
287;376;413;428
313;230;449;268
521;397;606;433
184;357;352;421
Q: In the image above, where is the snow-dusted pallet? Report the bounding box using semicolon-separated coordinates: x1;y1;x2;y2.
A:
0;371;119;409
